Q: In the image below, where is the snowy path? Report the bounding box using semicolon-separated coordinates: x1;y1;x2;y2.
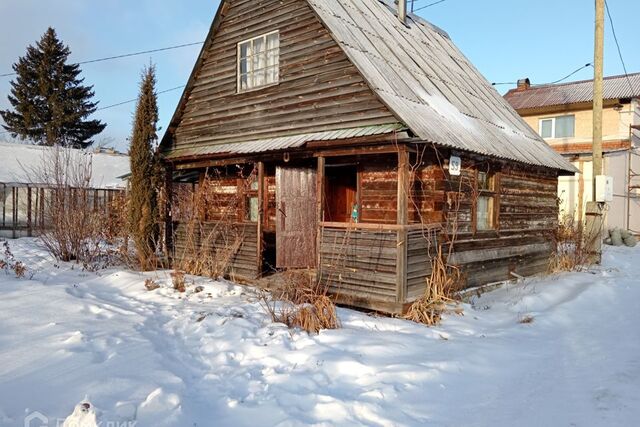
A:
0;238;638;426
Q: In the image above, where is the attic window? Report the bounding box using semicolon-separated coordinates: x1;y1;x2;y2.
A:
237;31;280;92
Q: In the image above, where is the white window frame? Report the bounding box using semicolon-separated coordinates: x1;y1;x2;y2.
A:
237;30;280;93
539;115;575;139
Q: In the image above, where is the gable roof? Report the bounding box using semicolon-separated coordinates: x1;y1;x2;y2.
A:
504;72;640;111
162;0;576;173
0;141;129;189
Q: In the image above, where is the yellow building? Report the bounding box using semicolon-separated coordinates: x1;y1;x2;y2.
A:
505;73;640;232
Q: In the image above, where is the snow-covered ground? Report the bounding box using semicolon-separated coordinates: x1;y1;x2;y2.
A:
0;238;639;427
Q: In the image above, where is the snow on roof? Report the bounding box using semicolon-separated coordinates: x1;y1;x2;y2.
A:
0;141;129;189
306;0;576;173
163;0;576;173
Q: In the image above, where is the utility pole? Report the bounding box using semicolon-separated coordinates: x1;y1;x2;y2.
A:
592;0;605;188
586;0;605;263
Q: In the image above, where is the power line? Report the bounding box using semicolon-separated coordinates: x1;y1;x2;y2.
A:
0;84;186;135
492;62;593;87
0;41;204;78
546;63;593;85
96;85;186;111
413;0;447;13
604;0;635;94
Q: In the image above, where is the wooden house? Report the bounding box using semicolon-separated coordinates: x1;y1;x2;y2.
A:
160;0;577;314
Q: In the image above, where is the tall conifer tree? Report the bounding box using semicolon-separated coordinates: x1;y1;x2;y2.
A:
128;64;160;269
0;28;106;148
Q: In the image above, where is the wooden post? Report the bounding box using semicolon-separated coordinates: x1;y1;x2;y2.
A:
1;184;5;228
592;0;605;190
256;161;265;277
316;156;325;272
12;187;17;239
27;187;32;237
164;165;174;263
587;0;605;263
396;148;409;304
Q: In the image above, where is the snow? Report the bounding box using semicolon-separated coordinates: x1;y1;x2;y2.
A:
0;141;129;189
0;238;639;426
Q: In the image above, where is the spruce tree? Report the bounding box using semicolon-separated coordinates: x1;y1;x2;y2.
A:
0;27;106;148
128;64;160;270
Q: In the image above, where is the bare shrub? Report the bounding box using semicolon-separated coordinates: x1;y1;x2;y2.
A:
404;147;470;326
25;147;108;267
405;246;462;326
549;214;588;272
1;241;28;278
260;271;340;334
173;168;254;279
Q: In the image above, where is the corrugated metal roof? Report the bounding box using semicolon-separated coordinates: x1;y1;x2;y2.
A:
504;73;640;110
306;0;576;172
164;123;405;159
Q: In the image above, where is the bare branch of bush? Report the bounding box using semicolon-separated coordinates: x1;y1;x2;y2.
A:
172;167;254;279
260;271;340;334
1;241;28;278
549;214;589;272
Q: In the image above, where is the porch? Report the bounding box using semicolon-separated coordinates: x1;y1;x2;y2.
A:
167;144;437;313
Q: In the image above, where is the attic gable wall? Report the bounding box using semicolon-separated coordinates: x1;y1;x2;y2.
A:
167;0;398;157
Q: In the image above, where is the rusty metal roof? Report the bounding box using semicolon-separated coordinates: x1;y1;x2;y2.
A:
504;73;640;110
306;0;576;172
164;123;405;159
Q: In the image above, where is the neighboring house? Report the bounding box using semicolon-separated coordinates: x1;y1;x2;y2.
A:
505;74;640;232
0;141;130;238
160;0;575;314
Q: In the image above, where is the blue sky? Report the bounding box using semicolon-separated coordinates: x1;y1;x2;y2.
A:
0;0;638;152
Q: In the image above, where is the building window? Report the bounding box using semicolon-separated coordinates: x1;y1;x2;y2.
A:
539;115;575;139
476;171;497;231
245;179;259;223
237;31;279;92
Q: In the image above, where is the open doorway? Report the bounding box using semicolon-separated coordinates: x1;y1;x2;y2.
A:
325;165;358;223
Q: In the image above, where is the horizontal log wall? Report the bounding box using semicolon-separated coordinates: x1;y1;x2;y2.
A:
173;221;259;280
169;0;397;155
359;158;398;224
319;225;399;305
409;155;559;289
406;229;437;300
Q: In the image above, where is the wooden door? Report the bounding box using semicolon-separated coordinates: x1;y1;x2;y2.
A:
276;166;317;268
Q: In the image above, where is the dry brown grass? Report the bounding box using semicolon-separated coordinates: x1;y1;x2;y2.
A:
549;214;589;273
518;314;535;324
1;241;28;279
144;278;160;291
171;270;186;293
405;246;463;326
261;271;340;334
172;171;251;279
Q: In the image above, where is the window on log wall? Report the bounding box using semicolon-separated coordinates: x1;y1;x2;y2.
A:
476;171;498;231
237;31;280;92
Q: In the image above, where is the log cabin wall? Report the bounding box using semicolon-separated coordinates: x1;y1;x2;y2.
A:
318;224;401;312
170;167;261;280
408;149;559;290
172;221;260;280
167;0;398;156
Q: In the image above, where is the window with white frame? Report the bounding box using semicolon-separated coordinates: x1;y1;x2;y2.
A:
539;115;575;139
237;31;279;92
